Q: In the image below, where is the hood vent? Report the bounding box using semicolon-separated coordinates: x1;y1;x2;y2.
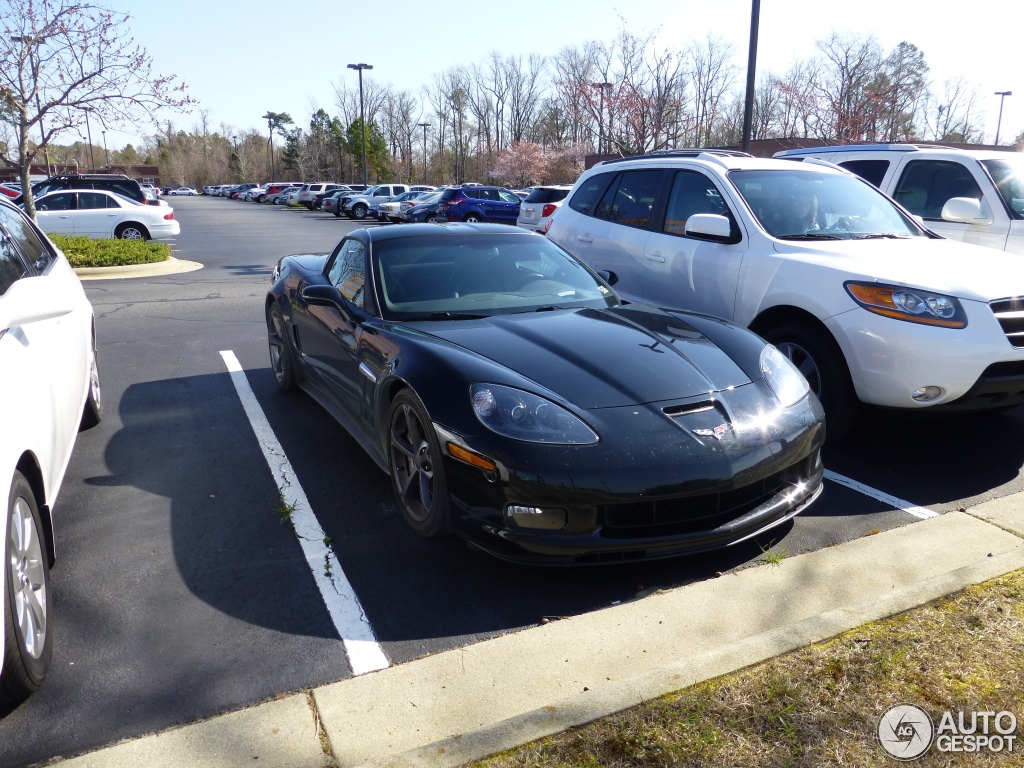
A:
663;400;717;418
990;297;1024;348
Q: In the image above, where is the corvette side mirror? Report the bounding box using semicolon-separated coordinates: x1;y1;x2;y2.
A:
597;270;619;286
301;284;346;313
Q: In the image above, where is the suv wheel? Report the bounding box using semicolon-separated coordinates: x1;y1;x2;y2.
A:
352;204;368;220
464;213;482;223
761;322;858;440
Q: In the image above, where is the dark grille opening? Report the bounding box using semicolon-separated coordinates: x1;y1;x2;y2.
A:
990;298;1024;348
600;472;788;539
983;360;1024;378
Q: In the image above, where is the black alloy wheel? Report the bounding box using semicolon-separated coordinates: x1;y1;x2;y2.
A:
387;391;448;537
762;322;858;440
267;304;299;392
1;472;53;703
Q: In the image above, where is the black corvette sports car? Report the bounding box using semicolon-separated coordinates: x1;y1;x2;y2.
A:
266;223;825;564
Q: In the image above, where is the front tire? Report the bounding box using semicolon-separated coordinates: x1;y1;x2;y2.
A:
387;391;448;537
1;472;53;703
267;304;299;392
761;322;858;440
115;223;149;241
352;204;368;220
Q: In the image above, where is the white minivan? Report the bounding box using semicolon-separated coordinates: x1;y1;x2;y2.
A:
549;151;1024;436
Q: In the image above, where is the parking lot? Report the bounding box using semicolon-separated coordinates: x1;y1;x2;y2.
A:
2;196;1024;767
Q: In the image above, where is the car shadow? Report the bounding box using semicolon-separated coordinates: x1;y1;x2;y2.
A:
222;264;272;277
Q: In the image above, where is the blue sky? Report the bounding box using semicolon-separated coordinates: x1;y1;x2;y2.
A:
95;0;1021;149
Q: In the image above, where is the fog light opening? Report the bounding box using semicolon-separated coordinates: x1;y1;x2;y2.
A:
505;505;567;531
912;386;943;402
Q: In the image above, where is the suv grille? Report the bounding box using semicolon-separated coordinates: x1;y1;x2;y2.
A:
600;472;787;539
990;297;1024;347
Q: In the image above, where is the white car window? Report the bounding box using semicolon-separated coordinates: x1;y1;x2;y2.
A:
0;232;27;294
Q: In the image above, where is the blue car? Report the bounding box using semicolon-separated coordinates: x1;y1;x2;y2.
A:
435;186;521;224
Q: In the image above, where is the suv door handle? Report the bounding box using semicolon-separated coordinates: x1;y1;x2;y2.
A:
645;252;666;262
576;234;593;243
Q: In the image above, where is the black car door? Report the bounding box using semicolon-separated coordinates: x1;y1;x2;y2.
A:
296;238;368;418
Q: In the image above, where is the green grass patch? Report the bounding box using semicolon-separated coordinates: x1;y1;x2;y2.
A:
49;234;171;268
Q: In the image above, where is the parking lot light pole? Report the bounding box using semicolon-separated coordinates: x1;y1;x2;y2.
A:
348;63;373;186
741;0;761;154
591;82;612;157
994;91;1012;145
418;122;430;184
101;130;109;169
83;106;96;171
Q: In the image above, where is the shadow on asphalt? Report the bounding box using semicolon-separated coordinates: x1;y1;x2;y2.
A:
222;264;272;276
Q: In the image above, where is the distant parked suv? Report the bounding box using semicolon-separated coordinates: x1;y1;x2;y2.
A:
20;173;151;206
516;185;572;233
775;144;1024;255
297;183;345;209
338;184;410;219
435;185;522;224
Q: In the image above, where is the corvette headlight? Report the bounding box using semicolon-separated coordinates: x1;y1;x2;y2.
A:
760;345;810;407
845;282;967;328
470;383;598;444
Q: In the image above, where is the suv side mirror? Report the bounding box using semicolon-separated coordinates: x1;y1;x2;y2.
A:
941;197;991;225
0;275;76;332
685;213;733;242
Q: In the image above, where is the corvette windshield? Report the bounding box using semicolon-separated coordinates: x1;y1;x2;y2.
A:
374;233;617;318
730;169;924;239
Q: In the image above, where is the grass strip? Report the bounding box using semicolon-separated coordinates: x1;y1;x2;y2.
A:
49;234;171;268
479;569;1024;767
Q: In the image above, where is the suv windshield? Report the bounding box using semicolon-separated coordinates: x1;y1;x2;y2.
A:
982;158;1024;218
525;188;569;204
374;234;617;319
729;170;924;239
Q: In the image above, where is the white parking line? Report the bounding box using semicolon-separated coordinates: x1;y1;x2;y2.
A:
823;470;938;520
219;350;389;675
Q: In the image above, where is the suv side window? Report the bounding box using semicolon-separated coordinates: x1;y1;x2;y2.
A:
0;205;52;271
662;171;731;236
838;160;890;188
568;172;613;216
327;240;366;309
0;231;27;295
893;160;983;220
477;189;500;201
373;187;390;197
594;170;663;228
499;190;521;203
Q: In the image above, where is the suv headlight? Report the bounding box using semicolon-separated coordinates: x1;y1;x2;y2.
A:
845;282;967;328
760;345;811;407
470;383;598;444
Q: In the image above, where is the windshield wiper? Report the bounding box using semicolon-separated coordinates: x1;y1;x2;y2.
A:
852;233;913;240
777;233;843;240
512;305;572;314
423;311;489;320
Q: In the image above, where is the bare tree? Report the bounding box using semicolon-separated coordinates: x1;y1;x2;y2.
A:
0;0;190;217
689;35;737;147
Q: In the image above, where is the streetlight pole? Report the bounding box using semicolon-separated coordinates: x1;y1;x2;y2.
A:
418;122;430;184
348;63;373;186
741;0;761;154
11;35;53;177
101;130;109;169
591;82;612;157
83;107;96;171
994;91;1012;145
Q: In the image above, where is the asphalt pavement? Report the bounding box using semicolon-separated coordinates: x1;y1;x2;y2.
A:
2;197;1023;767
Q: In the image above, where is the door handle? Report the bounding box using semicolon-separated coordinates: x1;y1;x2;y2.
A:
59;215;70;219
576;234;593;243
646;252;666;262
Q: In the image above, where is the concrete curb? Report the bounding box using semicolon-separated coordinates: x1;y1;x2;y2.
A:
73;256;204;280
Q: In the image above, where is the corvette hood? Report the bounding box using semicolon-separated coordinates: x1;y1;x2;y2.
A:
773;237;1024;302
414;306;751;409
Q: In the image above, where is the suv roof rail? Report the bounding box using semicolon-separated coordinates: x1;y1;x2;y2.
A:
774;144;932;157
46;172;132;180
597;148;753;166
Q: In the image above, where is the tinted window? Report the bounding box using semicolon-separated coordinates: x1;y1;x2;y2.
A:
0;233;26;295
111;181;143;201
439;189;460;201
594;170;663;228
328;240;366;308
0;206;50;270
525;188;569;204
568;173;613;215
838;160;890;188
893;160;983;220
37;193;74;211
373;188;390;197
663;171;731;236
499;190;521;203
107;195;123;208
79;192;109;210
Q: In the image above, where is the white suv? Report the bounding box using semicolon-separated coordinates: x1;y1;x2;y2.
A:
775;145;1024;255
549;151;1024;436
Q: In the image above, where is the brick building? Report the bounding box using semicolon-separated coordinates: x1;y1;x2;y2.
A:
0;163;160;186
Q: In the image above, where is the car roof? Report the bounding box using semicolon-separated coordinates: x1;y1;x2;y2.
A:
589;152;848;175
360;221;540;242
774;144;1024;161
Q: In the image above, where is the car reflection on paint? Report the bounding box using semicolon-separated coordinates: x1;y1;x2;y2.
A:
265;223;825;564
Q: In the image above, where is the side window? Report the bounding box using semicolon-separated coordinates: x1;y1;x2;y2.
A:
395;186;407;194
838;160;890;188
594;169;663;228
0;207;51;271
499;190;521;203
36;193;74;211
112;182;141;200
663;171;731;236
327;240;366;309
79;192;109;210
893;160;983;220
568;172;613;216
373;188;389;197
107;195;123;208
479;189;500;201
0;233;27;295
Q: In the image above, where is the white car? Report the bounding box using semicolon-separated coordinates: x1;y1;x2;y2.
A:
549;151;1024;437
339;184;411;219
775;145;1024;255
516;185;572;233
1;198;101;701
376;190;431;222
33;189;181;241
168;186;197;196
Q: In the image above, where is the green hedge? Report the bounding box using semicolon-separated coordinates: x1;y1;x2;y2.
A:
48;234;171;268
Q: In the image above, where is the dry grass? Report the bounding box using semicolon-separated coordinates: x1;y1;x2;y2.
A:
479;570;1024;768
